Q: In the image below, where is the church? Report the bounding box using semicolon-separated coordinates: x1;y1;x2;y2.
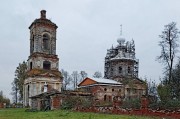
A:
23;10;63;107
78;29;146;102
104;33;146;99
23;10;146;108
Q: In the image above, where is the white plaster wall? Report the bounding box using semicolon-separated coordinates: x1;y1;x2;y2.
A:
23;76;62;107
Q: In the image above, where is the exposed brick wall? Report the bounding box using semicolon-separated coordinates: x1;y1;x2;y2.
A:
75;106;180;119
0;103;6;108
52;96;61;109
0;103;3;108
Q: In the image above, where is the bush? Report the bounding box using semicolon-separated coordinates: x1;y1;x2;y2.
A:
149;99;180;110
61;96;92;110
121;98;141;109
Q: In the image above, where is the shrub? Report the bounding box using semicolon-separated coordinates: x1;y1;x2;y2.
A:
121;98;141;109
61;96;92;110
149;99;180;110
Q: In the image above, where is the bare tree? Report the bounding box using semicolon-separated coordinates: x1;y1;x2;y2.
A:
72;71;79;90
61;69;72;90
80;71;88;81
93;71;102;78
157;22;180;84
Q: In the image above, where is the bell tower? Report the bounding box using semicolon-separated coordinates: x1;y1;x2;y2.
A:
23;10;63;107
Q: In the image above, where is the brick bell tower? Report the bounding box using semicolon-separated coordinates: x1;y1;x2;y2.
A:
23;10;63;107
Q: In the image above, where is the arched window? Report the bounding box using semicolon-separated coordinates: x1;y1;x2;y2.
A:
119;66;122;73
30;62;32;70
43;61;51;70
27;85;30;98
104;88;107;91
43;34;50;50
128;66;131;73
31;37;34;53
109;96;112;102
104;95;107;101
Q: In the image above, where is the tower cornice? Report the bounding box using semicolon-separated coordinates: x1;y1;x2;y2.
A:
28;52;58;60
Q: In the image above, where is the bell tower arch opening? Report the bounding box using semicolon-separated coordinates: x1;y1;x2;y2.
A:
43;34;50;50
30;62;32;70
43;61;51;70
30;34;35;54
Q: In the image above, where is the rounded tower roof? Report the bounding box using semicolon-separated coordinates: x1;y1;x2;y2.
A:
117;35;126;45
117;25;125;45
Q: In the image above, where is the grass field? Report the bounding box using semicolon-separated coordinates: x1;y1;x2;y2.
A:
0;108;158;119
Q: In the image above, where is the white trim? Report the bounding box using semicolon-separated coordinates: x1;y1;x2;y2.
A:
87;77;122;84
78;83;122;88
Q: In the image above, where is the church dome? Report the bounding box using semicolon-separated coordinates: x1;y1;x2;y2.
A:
117;36;126;45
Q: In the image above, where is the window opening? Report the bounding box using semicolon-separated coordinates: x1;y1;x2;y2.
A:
43;61;51;70
28;85;30;98
31;37;34;53
128;66;131;73
30;62;32;70
104;95;107;101
43;34;50;50
119;67;122;73
109;96;112;102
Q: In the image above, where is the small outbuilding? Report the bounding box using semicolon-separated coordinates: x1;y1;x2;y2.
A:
30;89;92;110
78;77;123;104
30;89;61;110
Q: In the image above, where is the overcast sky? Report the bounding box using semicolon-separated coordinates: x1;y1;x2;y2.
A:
1;0;180;99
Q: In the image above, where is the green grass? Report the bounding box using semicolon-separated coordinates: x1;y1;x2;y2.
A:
0;108;158;119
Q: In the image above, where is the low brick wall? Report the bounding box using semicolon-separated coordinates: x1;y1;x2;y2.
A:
51;96;61;109
75;106;180;119
0;103;3;108
0;103;6;108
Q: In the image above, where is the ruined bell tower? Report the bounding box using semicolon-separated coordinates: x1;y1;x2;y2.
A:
23;10;63;107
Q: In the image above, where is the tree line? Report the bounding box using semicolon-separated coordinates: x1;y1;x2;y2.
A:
0;90;10;105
